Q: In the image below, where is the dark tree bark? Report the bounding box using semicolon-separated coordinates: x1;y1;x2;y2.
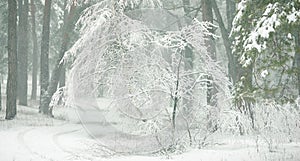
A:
58;0;68;89
202;0;217;106
40;0;52;114
226;0;235;32
17;0;22;35
18;0;29;106
296;30;300;96
59;66;66;88
30;0;38;100
182;0;190;15
0;80;2;111
6;0;18;120
41;0;76;115
211;0;241;85
16;0;21;104
202;0;216;59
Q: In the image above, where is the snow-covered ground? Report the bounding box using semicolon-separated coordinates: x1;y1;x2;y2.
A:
0;99;300;161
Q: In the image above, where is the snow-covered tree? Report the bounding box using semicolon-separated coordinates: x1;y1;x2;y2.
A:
231;0;300;104
66;0;231;151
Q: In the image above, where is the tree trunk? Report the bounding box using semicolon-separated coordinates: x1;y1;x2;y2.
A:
41;0;76;115
17;0;22;102
295;30;300;96
182;0;194;114
6;0;18;120
213;0;254;128
211;0;238;84
58;0;68;89
40;0;52;114
225;0;239;85
0;80;2;111
172;55;182;130
202;0;217;106
18;0;29;106
30;0;38;100
182;0;190;15
226;0;235;32
59;66;65;88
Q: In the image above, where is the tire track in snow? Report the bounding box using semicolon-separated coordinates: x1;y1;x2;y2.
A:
52;127;104;160
17;127;36;154
17;127;54;161
52;128;81;155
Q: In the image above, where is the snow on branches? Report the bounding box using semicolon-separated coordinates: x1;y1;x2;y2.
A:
65;1;232;151
232;0;300;67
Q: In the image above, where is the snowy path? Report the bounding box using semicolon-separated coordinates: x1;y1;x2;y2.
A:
0;122;91;160
0;105;103;161
0;103;300;161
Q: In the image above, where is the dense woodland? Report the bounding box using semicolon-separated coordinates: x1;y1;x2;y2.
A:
0;0;300;158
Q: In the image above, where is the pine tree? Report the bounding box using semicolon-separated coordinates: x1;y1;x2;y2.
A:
18;0;29;106
40;0;52;114
6;0;18;120
0;80;2;111
202;0;217;106
231;0;300;104
30;0;38;100
0;1;7;112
